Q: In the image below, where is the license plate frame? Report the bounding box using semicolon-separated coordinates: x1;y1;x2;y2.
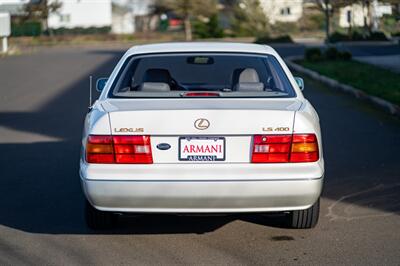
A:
178;136;226;161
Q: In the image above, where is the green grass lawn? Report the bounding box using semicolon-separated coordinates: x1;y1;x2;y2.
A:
297;60;400;106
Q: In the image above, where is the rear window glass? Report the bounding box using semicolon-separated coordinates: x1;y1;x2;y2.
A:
108;53;296;98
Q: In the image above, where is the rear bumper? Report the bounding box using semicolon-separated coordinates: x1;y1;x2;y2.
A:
80;161;324;213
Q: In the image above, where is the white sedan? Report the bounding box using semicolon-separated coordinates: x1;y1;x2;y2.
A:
80;42;324;229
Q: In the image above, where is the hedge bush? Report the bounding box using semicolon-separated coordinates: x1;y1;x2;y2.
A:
304;47;352;62
338;51;352;60
254;34;293;44
369;31;389;41
305;48;323;62
324;47;339;60
329;30;389;43
12;21;42;37
51;26;111;35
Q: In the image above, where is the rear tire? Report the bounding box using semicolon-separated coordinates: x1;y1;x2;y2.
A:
85;200;116;230
288;198;320;229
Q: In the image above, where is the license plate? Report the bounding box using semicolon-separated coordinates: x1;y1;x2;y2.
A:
179;137;225;161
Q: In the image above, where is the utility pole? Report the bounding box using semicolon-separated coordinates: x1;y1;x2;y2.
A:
322;0;330;43
2;37;7;53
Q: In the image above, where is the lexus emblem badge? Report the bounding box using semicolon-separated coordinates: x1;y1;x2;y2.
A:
194;118;210;130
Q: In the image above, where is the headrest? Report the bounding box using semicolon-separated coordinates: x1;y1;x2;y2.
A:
139;82;170;92
236;68;264;91
236;82;264;91
239;68;260;83
143;68;172;83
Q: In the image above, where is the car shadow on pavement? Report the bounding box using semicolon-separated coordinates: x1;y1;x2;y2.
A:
0;49;399;235
109;213;291;234
0;137;290;234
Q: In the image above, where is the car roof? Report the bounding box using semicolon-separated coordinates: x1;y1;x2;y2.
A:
126;42;278;56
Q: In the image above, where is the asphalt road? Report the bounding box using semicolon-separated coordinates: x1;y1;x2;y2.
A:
0;45;399;265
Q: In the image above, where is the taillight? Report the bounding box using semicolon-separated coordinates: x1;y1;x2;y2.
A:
113;136;153;164
290;134;319;162
86;135;114;164
252;135;291;163
86;135;153;164
251;134;319;163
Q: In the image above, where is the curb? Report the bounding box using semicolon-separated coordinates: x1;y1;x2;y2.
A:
334;40;399;46
285;57;400;118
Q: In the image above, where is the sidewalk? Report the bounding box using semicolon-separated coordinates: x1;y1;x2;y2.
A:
354;55;400;73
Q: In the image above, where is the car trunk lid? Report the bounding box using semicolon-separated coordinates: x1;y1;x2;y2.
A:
101;98;301;163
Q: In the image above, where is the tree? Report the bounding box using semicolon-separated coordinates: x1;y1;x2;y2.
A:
231;0;269;37
153;0;218;41
314;0;400;41
314;0;357;42
24;0;62;35
318;0;330;42
193;14;224;38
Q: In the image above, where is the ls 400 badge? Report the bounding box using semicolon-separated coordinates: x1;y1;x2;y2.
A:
262;127;290;132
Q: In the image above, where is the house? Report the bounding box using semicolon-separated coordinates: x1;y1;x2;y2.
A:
111;0;153;34
0;0;28;15
259;0;303;24
112;2;134;34
1;0;154;34
1;0;113;29
339;1;392;29
47;0;112;29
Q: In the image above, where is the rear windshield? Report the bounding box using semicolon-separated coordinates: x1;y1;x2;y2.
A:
108;53;296;98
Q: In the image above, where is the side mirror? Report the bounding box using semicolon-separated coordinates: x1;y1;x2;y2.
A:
294;77;304;91
96;78;108;92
